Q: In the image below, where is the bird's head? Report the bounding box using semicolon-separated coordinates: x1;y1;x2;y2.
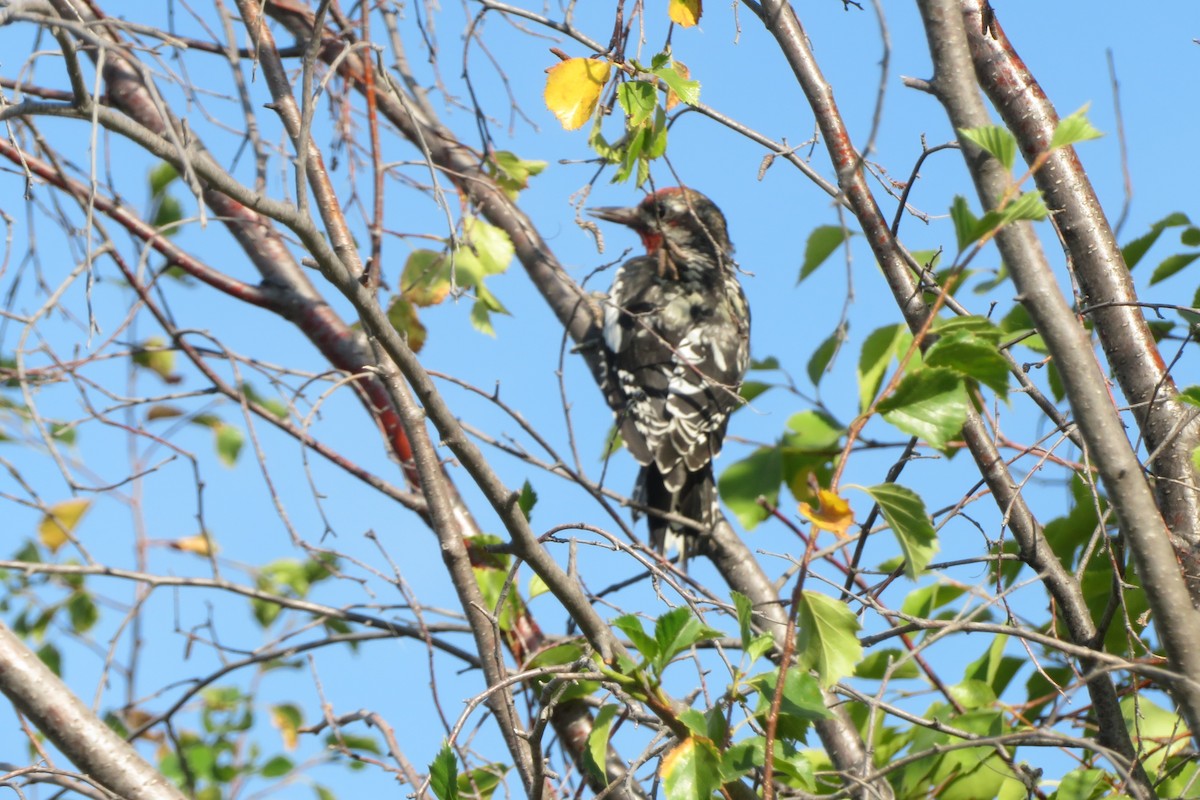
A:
588;187;734;267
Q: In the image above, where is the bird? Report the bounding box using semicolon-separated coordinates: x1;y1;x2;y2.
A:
588;187;750;561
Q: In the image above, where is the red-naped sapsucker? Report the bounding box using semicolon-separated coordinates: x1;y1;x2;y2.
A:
589;187;750;559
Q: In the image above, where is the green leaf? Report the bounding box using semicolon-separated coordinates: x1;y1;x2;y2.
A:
463;217;515;277
718;446;782;530
517;480;537;522
241;382;289;420
854;649;920;680
720;736;764;781
1120;695;1188;774
1184;386;1200;408
646;107;668;160
149;161;180;197
859;483;938;579
1054;768;1105;800
958;125;1017;170
932;315;1004;343
386;295;427;353
458;764;507;800
993;190;1048;226
67;591;98;634
1049;105;1104;150
528;573;548;600
952;192;1046;250
998;303;1047;352
252;598;283;628
153;195;183;233
807;327;844;387
653;606;721;674
132;337;176;382
785;411;845;451
798;225;853;283
617;80;658;127
49;422;76;445
739;381;770;404
924;330;1010;395
429;744;459;800
588;117;621;164
14;539;40;564
857;324;904;410
1122;212;1191;269
877;367;968;451
678;709;708;737
796;591;862;687
745;633;774;664
470;298;498;336
487;151;546;199
748;667;830;740
948;679;996;710
910;249;943;271
770;745;817;791
37;643;62;676
732;591;754;648
214;424;244;467
949;196;980;252
963;635;1023;697
973;262;1010;294
660;737;721;800
649;63;700;106
1149;252;1200;285
401;250;452;306
526;641;585;669
336;734;381;753
469;543;520;632
584;704;618;786
902;584;967;620
260;755;293;778
306;555;336;586
612;614;657;661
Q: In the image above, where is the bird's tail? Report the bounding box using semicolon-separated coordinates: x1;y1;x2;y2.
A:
634;464;719;566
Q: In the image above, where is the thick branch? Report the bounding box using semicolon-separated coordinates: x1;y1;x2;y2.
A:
959;0;1200;592
952;0;1200;752
912;2;1158;792
0;621;189;800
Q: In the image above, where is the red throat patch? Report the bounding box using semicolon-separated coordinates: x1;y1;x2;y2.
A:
639;231;663;252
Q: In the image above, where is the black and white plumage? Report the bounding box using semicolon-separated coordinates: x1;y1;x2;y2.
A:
589;187;750;558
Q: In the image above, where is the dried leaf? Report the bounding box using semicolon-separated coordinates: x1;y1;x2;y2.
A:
171;533;217;556
798;489;853;537
665;61;691;111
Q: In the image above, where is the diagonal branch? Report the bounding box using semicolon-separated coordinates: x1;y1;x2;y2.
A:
954;0;1200;750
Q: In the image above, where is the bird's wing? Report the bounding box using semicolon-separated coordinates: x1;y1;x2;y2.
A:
605;263;749;491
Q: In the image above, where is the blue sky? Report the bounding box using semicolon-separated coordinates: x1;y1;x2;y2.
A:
1;1;1198;795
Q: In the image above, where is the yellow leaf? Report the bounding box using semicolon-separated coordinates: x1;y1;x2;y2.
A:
544;58;611;131
668;0;702;27
38;499;91;553
798;489;853;537
665;61;691;111
270;704;303;751
171;533;217;556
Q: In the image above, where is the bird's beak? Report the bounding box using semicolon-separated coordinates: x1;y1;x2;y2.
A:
586;205;640;228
